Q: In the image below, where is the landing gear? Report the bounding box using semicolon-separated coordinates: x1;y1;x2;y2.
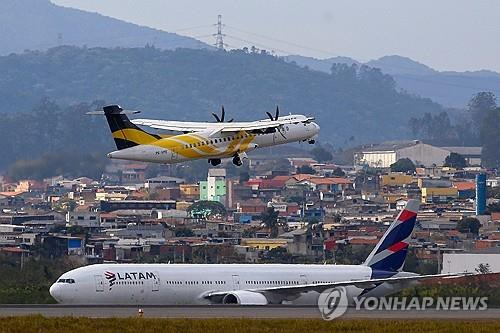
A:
308;139;315;144
232;155;242;166
209;158;221;166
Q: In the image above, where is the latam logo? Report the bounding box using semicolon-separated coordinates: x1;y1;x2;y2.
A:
104;271;116;289
104;271;157;290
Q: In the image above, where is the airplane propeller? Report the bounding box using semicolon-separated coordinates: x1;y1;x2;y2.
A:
212;105;234;123
266;105;280;121
266;106;287;139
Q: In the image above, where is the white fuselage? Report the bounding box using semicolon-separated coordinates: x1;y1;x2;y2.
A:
50;263;411;305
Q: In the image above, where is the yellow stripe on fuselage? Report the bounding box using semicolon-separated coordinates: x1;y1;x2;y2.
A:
151;134;218;158
112;129;159;144
238;133;256;152
137;131;256;160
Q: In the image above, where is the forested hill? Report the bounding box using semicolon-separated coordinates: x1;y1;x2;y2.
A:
0;0;209;55
287;54;500;108
1;46;443;142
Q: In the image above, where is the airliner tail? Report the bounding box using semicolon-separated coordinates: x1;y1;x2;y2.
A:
363;199;419;275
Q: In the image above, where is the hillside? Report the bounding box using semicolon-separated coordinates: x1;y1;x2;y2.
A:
0;0;209;54
0;45;444;138
287;55;500;108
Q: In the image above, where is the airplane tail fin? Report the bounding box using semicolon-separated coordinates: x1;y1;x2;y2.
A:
98;105;161;150
363;199;419;276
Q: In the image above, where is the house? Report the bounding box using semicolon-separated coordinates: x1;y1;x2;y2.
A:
67;210;100;229
240;238;289;251
145;176;185;190
381;173;414;187
179;184;200;200
236;199;267;214
453;181;476;199
297;177;352;193
420;187;458;203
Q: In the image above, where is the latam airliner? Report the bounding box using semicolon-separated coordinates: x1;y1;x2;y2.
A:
49;200;456;305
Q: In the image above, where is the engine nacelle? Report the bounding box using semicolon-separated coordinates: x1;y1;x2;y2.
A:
222;290;268;305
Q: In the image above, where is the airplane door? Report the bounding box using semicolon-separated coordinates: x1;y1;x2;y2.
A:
94;275;104;292
171;149;178;161
152;271;160;292
232;274;240;290
299;274;308;285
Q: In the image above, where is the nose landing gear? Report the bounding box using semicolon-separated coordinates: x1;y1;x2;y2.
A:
232;155;242;166
232;152;248;166
308;139;315;144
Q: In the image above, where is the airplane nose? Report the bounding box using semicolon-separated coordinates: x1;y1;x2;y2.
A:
313;122;320;133
49;283;61;302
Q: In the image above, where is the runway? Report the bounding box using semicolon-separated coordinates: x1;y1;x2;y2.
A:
0;305;499;319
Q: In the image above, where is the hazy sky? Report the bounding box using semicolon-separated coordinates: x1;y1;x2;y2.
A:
52;0;500;72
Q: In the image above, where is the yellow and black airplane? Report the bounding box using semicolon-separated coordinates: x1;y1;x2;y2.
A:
94;104;319;166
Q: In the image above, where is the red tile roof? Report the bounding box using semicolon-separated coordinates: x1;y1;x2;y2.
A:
292;174;317;181
453;182;475;191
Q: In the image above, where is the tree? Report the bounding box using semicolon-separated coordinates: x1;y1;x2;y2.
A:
444;152;467;168
480;107;500;168
457;217;481;235
468;92;497;134
274;158;292;173
187;201;226;219
390;158;416;173
311;145;333;163
297;165;316;174
331;167;345;177
261;207;279;238
408;111;461;146
0;46;447;168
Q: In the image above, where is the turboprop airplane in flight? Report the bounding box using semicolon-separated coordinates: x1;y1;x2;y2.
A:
49;200;464;305
91;104;319;166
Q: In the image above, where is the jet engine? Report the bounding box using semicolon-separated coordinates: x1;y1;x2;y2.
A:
222;290;268;305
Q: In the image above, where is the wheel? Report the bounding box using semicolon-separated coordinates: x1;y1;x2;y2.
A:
232;155;242;166
209;158;221;166
308;139;315;144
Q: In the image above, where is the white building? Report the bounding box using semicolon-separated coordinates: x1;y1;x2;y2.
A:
441;253;500;274
144;176;184;190
355;140;481;168
66;211;100;228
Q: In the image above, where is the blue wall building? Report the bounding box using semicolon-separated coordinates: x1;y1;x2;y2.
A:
476;173;486;215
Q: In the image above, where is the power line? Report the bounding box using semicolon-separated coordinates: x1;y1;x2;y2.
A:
225;25;341;58
190;21;500;96
224;35;296;55
170;24;214;33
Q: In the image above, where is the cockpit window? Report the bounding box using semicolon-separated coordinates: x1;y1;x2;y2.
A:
57;278;75;284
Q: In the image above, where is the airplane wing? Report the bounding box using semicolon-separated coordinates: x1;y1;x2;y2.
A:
131;119;217;132
132;116;315;135
203;272;468;302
